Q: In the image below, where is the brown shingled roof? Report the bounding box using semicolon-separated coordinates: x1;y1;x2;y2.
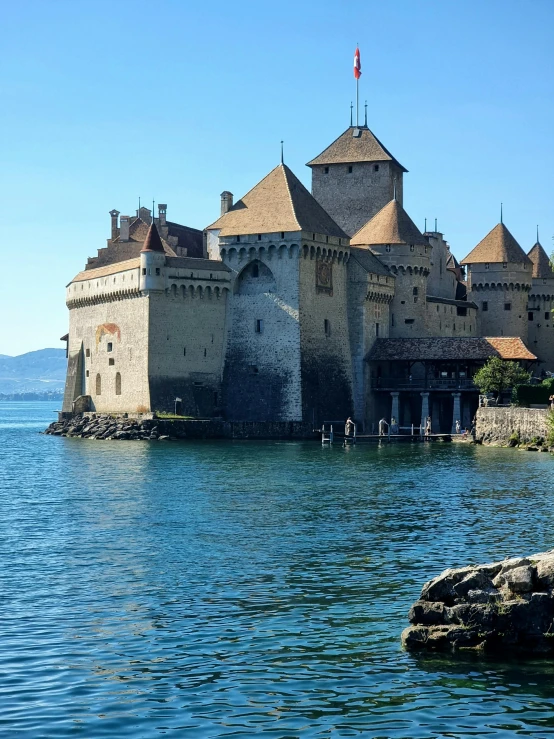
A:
141;222;165;253
349;247;391;277
527;242;554;279
306;126;407;171
366;337;536;362
70;258;141;284
350;199;428;247
461;223;532;265
206;164;348;239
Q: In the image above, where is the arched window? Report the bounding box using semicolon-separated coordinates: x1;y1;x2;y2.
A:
96;373;101;395
115;372;122;396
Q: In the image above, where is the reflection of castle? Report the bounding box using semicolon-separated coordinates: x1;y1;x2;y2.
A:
62;122;548;432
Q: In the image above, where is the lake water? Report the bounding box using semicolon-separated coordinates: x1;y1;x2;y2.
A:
2;402;554;737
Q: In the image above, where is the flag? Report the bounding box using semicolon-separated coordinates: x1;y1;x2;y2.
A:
354;47;361;79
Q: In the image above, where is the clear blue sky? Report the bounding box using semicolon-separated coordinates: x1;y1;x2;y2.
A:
1;0;553;355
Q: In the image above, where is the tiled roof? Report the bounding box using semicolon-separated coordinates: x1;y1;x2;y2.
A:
527;242;554;279
461;223;532;265
206;164;348;239
166;221;203;258
306;126;407;171
166;257;231;272
366;337;536;362
70;258;141;284
349;247;391;277
141;222;165;253
350;199;428;247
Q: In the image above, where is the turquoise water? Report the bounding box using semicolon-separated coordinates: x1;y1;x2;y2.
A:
2;402;554;738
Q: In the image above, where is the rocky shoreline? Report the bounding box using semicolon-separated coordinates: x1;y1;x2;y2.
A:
402;550;554;654
44;415;168;441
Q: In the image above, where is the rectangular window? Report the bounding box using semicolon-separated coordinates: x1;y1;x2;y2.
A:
183;347;186;356
85;348;90;357
109;358;115;366
391;314;395;327
375;322;380;337
324;167;329;174
236;235;241;243
529;312;534;321
482;301;488;311
373;164;379;172
142;268;146;275
457;307;467;316
405;318;415;324
546;312;550;320
503;262;507;269
86;370;89;377
255;319;263;333
155;268;161;276
324;319;331;337
107;342;113;352
485;263;489;270
258;234;262;241
504;302;511;311
348;166;353;173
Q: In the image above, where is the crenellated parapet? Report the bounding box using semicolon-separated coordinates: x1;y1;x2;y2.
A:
67;287;141;309
366;289;394;304
471;281;531;292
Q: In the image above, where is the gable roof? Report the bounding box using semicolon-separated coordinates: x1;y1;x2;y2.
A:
366;337;536;362
70;258;141;284
206;164;348;239
306;126;407;171
461;223;532;265
350;198;428;247
527;242;554;279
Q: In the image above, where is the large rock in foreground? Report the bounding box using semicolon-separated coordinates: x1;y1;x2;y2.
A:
402;551;554;654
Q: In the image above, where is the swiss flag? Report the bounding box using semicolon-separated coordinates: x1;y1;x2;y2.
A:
353;47;361;79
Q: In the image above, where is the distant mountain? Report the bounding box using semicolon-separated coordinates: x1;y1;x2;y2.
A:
0;349;67;394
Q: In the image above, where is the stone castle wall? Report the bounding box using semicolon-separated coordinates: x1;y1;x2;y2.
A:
528;280;554;370
425;300;478;337
467;264;530;341
311;161;403;237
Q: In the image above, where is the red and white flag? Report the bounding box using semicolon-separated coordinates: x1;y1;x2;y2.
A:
353;47;361;79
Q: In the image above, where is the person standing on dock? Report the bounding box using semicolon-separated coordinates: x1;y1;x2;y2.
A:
379;418;388;436
391;417;399;434
455;420;461;434
425;417;432;436
345;417;355;438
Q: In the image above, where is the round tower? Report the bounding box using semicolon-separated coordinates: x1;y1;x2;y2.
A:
351;198;431;337
461;223;531;342
140;222;166;292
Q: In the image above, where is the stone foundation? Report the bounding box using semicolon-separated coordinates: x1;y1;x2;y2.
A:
402;550;554;655
475;407;550;446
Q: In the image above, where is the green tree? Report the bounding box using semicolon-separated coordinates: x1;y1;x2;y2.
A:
473;357;530;398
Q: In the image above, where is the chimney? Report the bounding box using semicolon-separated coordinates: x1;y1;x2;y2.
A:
120;215;130;241
109;209;120;240
220;191;233;216
158;204;167;227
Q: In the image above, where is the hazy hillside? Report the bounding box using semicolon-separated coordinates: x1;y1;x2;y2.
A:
0;349;66;394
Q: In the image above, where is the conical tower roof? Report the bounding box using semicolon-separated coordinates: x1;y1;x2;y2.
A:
206;164;348;239
350;198;428;247
461;223;531;265
306;126;407;171
141;222;165;253
528;241;554;278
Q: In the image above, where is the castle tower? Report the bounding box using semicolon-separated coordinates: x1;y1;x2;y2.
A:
205;162;352;424
527;238;554;367
140;222;166;292
461;222;532;341
350;198;430;337
307;125;407;237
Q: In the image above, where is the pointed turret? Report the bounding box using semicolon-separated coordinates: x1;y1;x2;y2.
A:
461;223;532;266
527;241;554;279
141;222;165;253
350;199;427;247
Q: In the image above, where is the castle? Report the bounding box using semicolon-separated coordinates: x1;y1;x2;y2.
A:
61;120;550;433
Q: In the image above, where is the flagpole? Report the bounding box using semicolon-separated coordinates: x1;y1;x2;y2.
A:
356;77;359;127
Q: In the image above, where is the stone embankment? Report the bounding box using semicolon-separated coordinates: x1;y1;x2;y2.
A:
475;407;550;448
402;550;554;654
44;414;318;441
45;415;165;440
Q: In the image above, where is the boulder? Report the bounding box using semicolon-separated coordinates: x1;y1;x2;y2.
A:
403;551;554;655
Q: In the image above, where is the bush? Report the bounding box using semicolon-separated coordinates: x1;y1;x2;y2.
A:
512;377;554;406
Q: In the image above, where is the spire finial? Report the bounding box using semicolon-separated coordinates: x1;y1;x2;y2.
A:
152;199;155;224
424;217;427;232
393;175;397;201
435;218;438;232
537;224;539;244
500;202;503;224
138;196;141;213
350;102;353;127
364;100;367;127
280;140;284;164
